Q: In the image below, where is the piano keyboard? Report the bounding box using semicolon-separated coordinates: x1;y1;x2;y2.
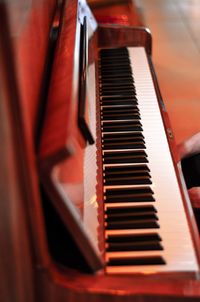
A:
98;47;199;274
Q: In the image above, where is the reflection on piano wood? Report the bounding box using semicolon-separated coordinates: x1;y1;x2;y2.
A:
88;0;144;26
1;0;200;301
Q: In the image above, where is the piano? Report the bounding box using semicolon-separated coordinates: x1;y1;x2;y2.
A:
1;0;200;301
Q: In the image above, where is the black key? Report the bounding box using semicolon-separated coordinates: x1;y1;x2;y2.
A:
103;150;148;164
100;48;128;57
100;95;135;101
102;113;140;121
106;233;161;243
99;55;129;61
101;92;136;98
102;133;144;147
104;165;151;185
107;256;166;266
101;95;137;101
101;106;139;114
103;136;144;144
105;212;158;221
105;219;159;230
100;68;131;75
99;78;134;85
100;81;134;88
104;175;151;186
104;187;155;203
100;84;135;91
104;164;150;174
103;132;144;140
102;120;143;133
105;205;157;215
100;62;131;68
100;69;132;76
101;97;138;104
106;241;163;252
100;56;130;62
102;140;145;150
101;99;138;106
100;88;136;95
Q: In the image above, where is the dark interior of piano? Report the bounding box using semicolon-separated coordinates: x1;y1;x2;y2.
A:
1;0;200;301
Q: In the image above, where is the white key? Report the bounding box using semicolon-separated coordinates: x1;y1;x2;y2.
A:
104;47;199;274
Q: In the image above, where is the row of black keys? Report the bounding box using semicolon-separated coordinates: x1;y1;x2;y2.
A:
99;48;165;266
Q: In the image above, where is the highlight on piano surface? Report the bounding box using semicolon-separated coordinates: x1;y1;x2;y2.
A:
1;0;200;301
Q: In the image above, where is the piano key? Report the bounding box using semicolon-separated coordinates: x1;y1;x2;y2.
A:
105;219;159;230
104;187;155;203
100;47;128;53
99;83;135;92
103;132;144;140
101;108;139;114
106;241;163;252
101;93;136;100
101;100;138;106
99;78;134;85
104;175;152;186
100;88;136;95
104;165;151;185
103;150;148;164
100;48;128;57
102;134;145;149
100;82;134;88
100;69;132;76
96;46;199;274
105;205;157;215
105;212;158;221
102;136;144;144
100;56;130;62
100;70;131;75
106;256;166;266
100;56;130;61
99;62;131;68
106;232;162;243
102;141;145;150
99;55;130;62
100;69;132;75
101;106;139;113
102;121;143;133
104;164;150;173
101;113;140;121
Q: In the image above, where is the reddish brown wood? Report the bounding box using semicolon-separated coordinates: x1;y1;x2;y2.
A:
1;0;200;301
98;25;152;55
0;1;57;301
39;0;79;160
89;0;144;27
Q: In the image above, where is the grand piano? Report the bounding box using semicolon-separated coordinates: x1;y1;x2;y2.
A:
1;0;200;301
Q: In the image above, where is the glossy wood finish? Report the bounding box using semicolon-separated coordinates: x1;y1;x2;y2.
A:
0;0;59;301
88;0;144;26
98;25;152;55
37;0;200;300
1;0;200;301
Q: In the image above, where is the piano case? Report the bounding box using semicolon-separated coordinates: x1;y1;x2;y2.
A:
1;0;200;301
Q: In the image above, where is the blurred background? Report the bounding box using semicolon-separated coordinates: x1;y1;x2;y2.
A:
89;0;200;145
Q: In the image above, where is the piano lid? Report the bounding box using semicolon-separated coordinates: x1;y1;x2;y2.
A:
39;0;103;272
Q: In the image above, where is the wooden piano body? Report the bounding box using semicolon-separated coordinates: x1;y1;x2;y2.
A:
1;0;200;301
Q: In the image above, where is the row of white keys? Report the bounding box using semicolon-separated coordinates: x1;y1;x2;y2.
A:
104;47;199;274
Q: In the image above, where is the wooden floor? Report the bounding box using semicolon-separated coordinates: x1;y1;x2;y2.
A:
136;0;200;145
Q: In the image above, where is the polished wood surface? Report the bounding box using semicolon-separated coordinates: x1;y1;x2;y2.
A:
1;0;200;301
89;0;143;26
